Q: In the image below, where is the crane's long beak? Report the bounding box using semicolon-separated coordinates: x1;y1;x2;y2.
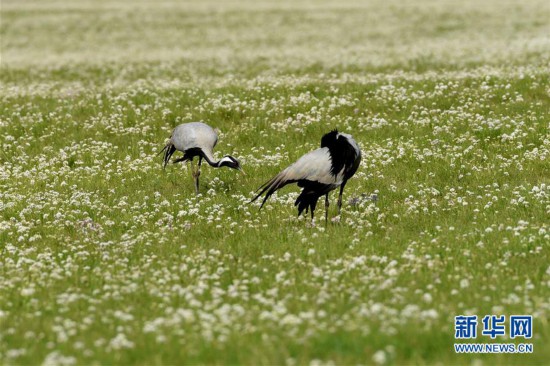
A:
239;168;246;175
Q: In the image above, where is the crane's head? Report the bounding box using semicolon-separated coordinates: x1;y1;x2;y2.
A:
218;155;244;173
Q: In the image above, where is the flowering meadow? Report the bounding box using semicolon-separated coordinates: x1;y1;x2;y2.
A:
1;0;549;364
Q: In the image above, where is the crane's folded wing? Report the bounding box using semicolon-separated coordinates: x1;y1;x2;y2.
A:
252;147;343;208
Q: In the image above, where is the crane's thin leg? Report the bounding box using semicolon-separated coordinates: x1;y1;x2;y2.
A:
324;193;329;227
195;157;202;195
337;182;347;216
192;161;200;195
188;160;198;194
310;207;315;226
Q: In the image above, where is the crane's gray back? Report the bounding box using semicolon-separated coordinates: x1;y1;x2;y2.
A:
283;147;344;186
171;122;218;159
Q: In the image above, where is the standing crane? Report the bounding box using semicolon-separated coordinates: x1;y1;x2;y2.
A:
160;122;243;194
251;130;361;225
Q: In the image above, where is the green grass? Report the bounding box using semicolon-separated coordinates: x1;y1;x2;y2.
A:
1;0;549;364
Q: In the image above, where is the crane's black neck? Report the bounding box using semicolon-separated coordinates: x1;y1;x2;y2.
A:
184;148;222;167
320;130;356;177
201;152;223;167
186;148;240;170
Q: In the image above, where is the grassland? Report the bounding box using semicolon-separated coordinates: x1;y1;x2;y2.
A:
1;0;549;364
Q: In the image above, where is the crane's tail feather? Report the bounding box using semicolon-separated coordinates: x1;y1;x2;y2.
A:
250;171;296;209
161;142;177;169
157;144;168;156
250;175;281;208
158;135;173;155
